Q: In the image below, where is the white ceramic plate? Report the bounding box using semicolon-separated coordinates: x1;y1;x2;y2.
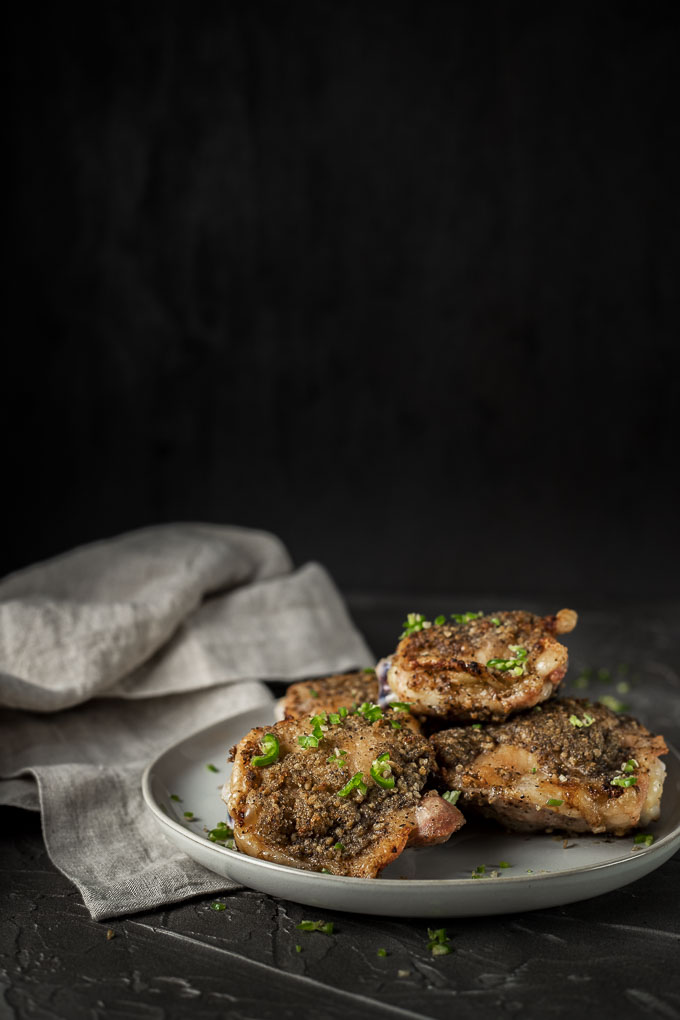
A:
142;706;680;917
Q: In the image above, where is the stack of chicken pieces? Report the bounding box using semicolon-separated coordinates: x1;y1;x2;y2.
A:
225;609;668;877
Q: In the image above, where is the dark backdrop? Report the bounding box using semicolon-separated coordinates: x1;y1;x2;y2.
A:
5;3;679;602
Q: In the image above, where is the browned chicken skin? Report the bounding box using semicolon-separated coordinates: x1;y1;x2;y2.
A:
431;697;668;835
225;712;464;877
387;609;577;722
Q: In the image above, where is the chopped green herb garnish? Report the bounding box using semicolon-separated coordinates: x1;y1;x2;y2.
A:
427;927;452;955
569;713;595;728
531;767;537;773
471;723;482;730
295;944;302;952
183;811;194;819
207;821;234;843
298;734;320;748
490;617;501;626
616;681;630;694
390;702;412;712
327;749;348;765
474;865;486;874
339;706;349;718
333;842;345;851
599;695;628;713
486;645;528;676
435;615;446;626
400;613;432;638
337;772;368;798
320;868;331;874
308;688;319;698
251;733;280;767
451;611;483;624
633;833;654;847
206;763;219;773
377;948;388;957
211;902;226;911
390;720;402;730
296;920;334;934
170;794;182;802
363;667;376;675
442;790;460;805
371;752;395;789
546;799;563;807
623;758;639;773
499;861;511;868
611;775;637;788
328;713;341;725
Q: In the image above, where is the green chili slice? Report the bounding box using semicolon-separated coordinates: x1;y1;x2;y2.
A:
251;733;280;767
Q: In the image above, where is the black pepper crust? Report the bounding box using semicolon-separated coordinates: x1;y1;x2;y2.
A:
430;697;668;834
282;671;378;720
388;610;576;721
227;713;437;877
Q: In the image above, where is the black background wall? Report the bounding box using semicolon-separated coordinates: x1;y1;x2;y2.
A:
5;3;679;602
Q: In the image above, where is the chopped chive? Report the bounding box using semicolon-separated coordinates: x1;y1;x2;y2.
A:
183;811;194;819
400;613;431;638
435;615;446;626
546;799;563;807
371;753;395;789
339;706;349;718
490;617;501;626
295;944;302;952
486;646;528;675
442;790;460;805
211;902;226;911
298;734;320;748
426;927;452;954
390;720;402;730
474;865;485;874
623;758;639;773
309;688;319;698
390;702;412;712
377;948;388;957
471;723;482;730
206;763;219;773
170;794;182;802
499;861;511;868
633;833;654;847
329;713;341;725
531;767;537;774
333;842;345;851
320;868;331;874
451;611;483;624
363;667;376;675
296;920;334;934
611;775;637;788
337;772;368;798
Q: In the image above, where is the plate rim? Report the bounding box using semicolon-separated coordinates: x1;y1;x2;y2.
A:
141;706;680;890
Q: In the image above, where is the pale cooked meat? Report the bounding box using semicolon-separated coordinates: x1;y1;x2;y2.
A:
283;671;378;719
387;609;577;722
431;698;668;836
283;670;421;733
225;712;464;877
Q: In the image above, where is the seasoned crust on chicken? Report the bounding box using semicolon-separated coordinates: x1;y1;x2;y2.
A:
387;609;577;722
283;671;422;733
431;698;667;836
283;671;378;720
225;713;464;877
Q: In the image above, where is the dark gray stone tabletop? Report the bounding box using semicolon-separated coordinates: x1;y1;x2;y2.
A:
2;597;679;1020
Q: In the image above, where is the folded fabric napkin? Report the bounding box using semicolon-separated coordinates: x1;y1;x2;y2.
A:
0;524;373;919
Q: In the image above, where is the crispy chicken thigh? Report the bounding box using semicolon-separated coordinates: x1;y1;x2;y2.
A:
225;712;464;877
386;609;577;722
431;698;667;835
283;671;421;733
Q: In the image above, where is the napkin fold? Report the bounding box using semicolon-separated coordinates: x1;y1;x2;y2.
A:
0;524;373;919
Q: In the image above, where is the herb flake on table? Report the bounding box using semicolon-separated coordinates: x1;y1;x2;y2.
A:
296;920;334;934
427;927;452;955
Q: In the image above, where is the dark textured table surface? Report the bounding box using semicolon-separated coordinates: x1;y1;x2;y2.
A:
2;596;680;1020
